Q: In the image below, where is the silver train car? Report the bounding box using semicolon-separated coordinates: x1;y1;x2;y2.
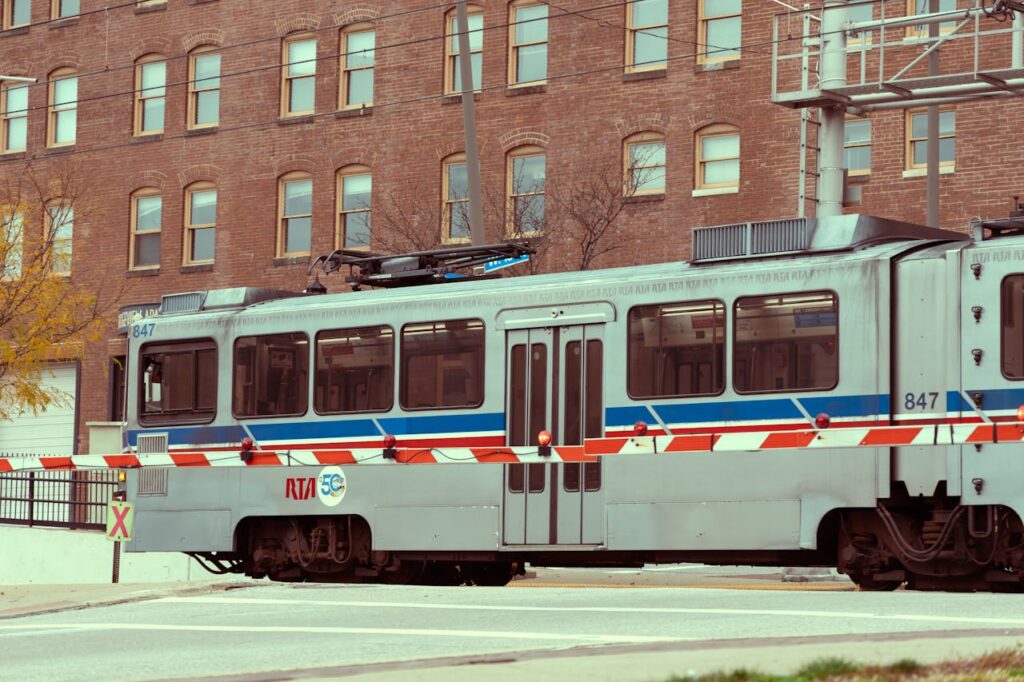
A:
122;214;1024;591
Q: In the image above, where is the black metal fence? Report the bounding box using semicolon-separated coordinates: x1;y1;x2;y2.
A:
0;470;118;530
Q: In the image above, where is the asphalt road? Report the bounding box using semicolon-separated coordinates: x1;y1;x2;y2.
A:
4;567;1024;682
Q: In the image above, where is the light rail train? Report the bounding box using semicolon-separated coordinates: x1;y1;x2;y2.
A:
113;213;1024;591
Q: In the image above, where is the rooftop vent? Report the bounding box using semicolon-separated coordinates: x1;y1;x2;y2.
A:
160;291;206;315
693;218;809;262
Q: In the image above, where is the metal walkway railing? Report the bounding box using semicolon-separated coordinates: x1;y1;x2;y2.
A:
0;470;118;530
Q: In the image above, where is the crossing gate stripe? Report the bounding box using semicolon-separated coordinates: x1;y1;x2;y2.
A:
0;460;11;473
314;450;358;465
664;434;720;452
762;431;818;449
858;427;923;446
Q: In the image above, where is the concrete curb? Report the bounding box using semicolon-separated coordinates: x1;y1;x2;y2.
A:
0;580;259;621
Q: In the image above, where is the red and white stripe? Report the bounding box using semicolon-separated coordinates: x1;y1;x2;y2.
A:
3;422;1022;471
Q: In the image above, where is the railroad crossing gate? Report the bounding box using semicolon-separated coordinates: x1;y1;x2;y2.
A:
106;500;133;542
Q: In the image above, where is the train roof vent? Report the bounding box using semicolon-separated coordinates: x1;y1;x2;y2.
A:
201;287;307;311
160;291;207;315
693;218;808;262
692;214;966;263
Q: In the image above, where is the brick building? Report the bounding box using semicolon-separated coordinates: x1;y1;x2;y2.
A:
0;0;1020;452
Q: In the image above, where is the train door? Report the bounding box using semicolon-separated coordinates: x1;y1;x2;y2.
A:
503;325;605;546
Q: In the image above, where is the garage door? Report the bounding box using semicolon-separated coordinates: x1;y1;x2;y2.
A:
0;363;78;455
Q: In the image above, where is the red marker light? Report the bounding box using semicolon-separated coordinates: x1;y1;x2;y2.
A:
814;413;831;429
383;434;397;449
240;437;254;451
537;430;552;447
1017;405;1024;422
634;421;648;437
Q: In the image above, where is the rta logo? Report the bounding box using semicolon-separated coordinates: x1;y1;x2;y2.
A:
285;477;316;500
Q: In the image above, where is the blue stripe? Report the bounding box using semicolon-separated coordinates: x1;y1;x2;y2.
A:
378;412;505;436
607;394;888;427
960;387;1024;412
248;419;380;441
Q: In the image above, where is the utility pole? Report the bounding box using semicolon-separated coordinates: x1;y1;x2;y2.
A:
926;0;940;227
454;0;485;246
816;0;848;219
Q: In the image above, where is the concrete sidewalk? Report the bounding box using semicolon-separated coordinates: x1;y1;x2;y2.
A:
0;580;258;619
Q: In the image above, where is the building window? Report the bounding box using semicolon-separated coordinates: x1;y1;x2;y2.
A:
340;26;374;109
278;173;312;257
282;35;316;117
844;116;872;176
47;69;76;147
233;333;309;418
908;0;957;38
188;48;220;129
139;339;217;426
509;1;547;85
130;189;161;270
184;183;216;264
50;0;77;19
400;319;484;410
314;325;394;414
442;153;469;242
907;108;955;170
134;56;166;136
626;0;668;72
337;165;371;250
445;6;483;94
733;291;839;394
1;207;23;279
1;82;28;153
624;132;666;195
3;0;31;29
507;146;545;235
847;0;873;44
698;0;741;64
696;124;740;190
628;300;725;399
46;202;72;275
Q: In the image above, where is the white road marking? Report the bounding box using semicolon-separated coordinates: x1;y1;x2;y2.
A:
0;622;682;643
156;596;1024;628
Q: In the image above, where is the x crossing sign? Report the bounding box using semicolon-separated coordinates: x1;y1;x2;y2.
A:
106;500;133;542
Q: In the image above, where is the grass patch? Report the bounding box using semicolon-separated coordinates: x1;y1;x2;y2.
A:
670;647;1024;682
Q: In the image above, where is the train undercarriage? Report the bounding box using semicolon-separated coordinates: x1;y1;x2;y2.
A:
191;501;1024;591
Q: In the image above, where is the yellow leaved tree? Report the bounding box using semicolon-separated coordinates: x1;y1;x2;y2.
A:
0;159;114;421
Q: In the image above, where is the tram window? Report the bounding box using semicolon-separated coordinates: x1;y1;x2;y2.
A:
138;340;217;425
528;462;545;493
233;333;309;418
583;462;601;492
1002;275;1024;379
315;325;394;414
733;291;838;394
628;300;725;399
400;319;484;410
508;463;525;493
563;462;581;492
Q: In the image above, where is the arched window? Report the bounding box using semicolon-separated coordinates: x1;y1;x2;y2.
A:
624;132;666;195
134;54;166;136
444;5;483;94
626;0;668;72
183;182;216;264
1;79;28;153
695;124;739;191
337;165;371;249
188;46;221;129
508;1;547;85
506;145;545;235
278;172;313;257
340;24;375;109
47;67;77;147
282;33;316;117
441;153;468;242
130;187;162;270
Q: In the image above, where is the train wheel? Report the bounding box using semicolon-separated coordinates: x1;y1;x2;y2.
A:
420;561;465;586
849;572;902;591
464;561;515;586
